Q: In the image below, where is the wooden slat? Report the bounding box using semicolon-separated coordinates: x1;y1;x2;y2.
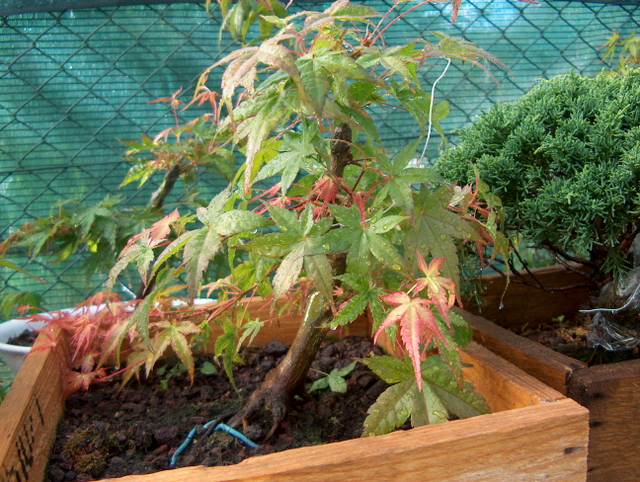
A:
461;341;564;412
100;398;588;482
567;359;640;482
461;307;586;395
465;265;590;330
0;326;67;482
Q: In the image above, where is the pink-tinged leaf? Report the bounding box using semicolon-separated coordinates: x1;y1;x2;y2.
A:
415;253;457;325
377;291;449;391
98;318;133;369
63;368;106;396
216;37;298;105
373;296;409;343
79;353;96;374
380;291;412;307
170;322;200;385
216;47;258;101
148;209;180;244
451;0;462;22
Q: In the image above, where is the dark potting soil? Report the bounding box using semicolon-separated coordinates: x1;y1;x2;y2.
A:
45;336;388;482
515;301;640;365
6;329;38;346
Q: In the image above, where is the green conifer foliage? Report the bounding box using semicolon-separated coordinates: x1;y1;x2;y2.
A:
437;69;640;280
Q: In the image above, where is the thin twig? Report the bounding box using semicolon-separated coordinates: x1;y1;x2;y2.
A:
540;242;596;268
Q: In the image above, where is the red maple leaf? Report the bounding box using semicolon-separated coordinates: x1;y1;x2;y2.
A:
374;291;448;391
63;366;107;396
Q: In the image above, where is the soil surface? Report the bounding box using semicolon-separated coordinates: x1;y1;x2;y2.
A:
45;336;387;482
6;329;38;346
516;301;640;365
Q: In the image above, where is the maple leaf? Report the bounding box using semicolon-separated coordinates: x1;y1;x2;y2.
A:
63;368;107;396
244;204;333;300
375;138;435;214
414;254;456;326
329;273;385;329
404;186;478;298
253;123;323;195
374;291;448;391
69;313;100;361
145;320;201;384
148;209;180;244
421;32;507;83
361;355;489;436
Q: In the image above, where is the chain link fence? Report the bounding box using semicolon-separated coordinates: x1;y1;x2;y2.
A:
1;0;639;312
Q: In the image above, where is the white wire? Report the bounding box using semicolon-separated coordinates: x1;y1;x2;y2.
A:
418;57;452;167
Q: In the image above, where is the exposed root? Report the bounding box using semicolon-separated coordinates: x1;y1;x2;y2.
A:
228;307;331;440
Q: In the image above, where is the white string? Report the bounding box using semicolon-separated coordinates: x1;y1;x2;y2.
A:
418;57;452;167
580;281;640;315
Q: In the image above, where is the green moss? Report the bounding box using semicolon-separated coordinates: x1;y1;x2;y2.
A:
63;426;110;478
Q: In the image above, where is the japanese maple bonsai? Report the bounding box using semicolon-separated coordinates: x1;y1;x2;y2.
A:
6;0;515;440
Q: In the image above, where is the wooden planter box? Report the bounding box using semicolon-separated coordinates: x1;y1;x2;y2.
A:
0;298;588;482
463;265;640;482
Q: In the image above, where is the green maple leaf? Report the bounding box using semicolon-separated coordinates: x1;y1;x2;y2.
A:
323;205;405;276
74;195;122;241
297;54;332;120
107;189;271;299
309;360;357;393
254;126;323;194
376;138;439;214
357;44;419;86
232;88;288;193
421;31;508;83
330;273;385;328
361;355;489;437
145;320;201;383
181;190;272;298
387;80;450;141
404;186;478;293
362;376;415;437
419;355;489;419
0;258;46;282
244;204;333;300
107;231;156;291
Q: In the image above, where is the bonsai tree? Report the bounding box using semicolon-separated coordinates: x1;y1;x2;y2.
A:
437;69;640;286
10;0;513;439
436;68;640;352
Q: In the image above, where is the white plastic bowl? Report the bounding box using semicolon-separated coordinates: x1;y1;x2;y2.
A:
0;305;103;376
0;317;46;376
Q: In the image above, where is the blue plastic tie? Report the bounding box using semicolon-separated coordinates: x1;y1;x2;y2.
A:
170;420;259;467
214;422;259;449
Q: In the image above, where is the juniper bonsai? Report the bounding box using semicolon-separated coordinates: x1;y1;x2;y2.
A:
437;69;640;285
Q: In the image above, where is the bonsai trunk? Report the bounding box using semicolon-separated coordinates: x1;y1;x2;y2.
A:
228;304;332;439
136;163;184;299
228;123;354;439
